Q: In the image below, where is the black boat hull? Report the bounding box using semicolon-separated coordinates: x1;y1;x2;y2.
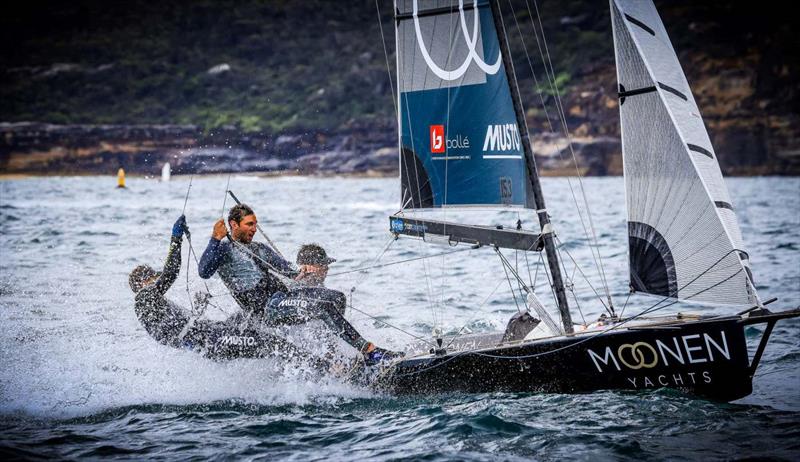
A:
376;311;798;401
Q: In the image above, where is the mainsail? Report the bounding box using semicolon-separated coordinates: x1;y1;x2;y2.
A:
611;0;758;307
395;0;534;209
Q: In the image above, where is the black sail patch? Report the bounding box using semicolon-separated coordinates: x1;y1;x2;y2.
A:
400;148;434;209
628;221;678;297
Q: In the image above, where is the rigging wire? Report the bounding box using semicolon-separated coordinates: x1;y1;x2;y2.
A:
503;0;614;311
390;264;747;377
374;0;398;121
497;248;524;314
554;235;610;314
328;244;477;277
348;302;435;348
528;0;614;310
619;290;633;319
443;275;509;351
347;235;397;289
553;239;587;325
496;0;586;321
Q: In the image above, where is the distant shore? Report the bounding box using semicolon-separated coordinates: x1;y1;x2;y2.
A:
2;122;798;177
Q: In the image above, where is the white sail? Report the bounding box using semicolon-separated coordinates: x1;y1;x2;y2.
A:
611;0;758;307
161;162;171;182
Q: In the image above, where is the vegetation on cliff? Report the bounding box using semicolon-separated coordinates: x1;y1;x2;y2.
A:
1;0;797;174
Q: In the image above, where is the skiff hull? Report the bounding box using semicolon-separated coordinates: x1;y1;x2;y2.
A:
376;310;799;402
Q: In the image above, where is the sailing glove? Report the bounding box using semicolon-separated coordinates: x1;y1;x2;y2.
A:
364;346;404;366
172;215;190;239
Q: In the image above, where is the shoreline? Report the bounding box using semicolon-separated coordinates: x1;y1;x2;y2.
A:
2;171;798;181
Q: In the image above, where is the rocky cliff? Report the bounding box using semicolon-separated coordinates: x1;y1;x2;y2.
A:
1;0;797;176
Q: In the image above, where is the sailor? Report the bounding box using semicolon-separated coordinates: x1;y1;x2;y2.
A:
129;215;329;368
198;204;296;315
267;243;403;365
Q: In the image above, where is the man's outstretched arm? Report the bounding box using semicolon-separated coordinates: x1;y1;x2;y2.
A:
152;216;187;296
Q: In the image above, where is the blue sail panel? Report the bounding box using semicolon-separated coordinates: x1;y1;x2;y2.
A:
396;0;532;209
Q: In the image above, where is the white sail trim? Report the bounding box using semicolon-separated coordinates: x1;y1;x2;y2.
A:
612;0;758;307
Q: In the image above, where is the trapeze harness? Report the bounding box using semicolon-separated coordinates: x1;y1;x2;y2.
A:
198;237;294;314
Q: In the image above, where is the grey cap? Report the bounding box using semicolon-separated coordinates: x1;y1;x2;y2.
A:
296;243;336;266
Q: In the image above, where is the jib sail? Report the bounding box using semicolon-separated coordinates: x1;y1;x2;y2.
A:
611;0;758;307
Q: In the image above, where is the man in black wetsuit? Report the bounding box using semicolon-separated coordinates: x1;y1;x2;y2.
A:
267;244;403;365
198;204;295;315
129;215;329;369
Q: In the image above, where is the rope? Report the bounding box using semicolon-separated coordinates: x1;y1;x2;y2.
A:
530;0;614;310
390;264;746;377
443;276;508;351
221;174;232;218
554;236;610;314
498;248;523;314
503;0;614;311
348;303;435;348
374;0;398;121
327;245;477;277
227;190;285;259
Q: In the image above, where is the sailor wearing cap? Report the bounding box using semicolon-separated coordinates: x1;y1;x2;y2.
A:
294;243;337;287
266;243;403;365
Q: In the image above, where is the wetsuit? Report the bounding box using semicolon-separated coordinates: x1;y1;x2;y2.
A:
198;238;295;314
134;237;328;367
267;286;371;353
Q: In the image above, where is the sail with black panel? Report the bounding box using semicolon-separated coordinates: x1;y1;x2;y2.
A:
391;0;572;331
394;0;534;211
611;0;759;307
391;0;541;253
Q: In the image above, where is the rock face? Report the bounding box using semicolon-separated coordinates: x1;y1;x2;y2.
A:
0;1;797;176
1;116;797;176
0;122;399;176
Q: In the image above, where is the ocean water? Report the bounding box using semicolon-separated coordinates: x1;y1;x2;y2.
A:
0;175;798;460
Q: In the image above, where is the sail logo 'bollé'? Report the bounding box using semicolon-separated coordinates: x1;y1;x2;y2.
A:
430;125;471;153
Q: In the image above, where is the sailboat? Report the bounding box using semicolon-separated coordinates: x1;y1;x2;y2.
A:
369;0;799;401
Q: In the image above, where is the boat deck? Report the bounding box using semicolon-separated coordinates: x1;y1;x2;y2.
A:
402;312;710;359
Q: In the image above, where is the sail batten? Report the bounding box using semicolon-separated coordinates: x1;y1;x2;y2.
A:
612;0;758;307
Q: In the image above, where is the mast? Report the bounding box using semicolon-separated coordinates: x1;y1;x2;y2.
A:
489;0;573;333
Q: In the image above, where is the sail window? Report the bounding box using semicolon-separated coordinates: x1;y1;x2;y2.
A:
714;201;734;211
687;144;714;158
623;14;656;36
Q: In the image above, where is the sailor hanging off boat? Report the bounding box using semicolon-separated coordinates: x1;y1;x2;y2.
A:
128;215;330;369
198;203;297;314
196;203;401;365
267;244;404;365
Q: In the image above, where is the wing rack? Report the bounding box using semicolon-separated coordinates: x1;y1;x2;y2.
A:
389;215;544;251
